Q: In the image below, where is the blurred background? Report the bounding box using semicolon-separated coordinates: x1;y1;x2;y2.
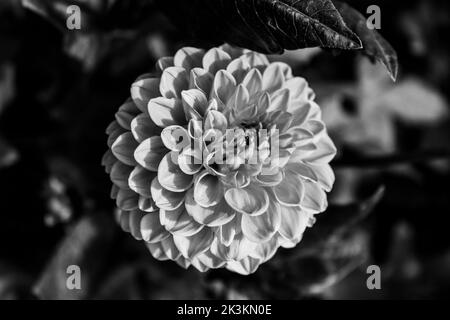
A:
0;0;449;299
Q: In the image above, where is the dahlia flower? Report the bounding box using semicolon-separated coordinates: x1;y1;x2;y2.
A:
102;44;336;275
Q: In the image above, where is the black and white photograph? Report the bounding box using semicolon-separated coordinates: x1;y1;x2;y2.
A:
0;0;450;305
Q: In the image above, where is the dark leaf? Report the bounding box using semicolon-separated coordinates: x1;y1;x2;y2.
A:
159;0;362;53
267;229;370;297
333;1;398;81
297;185;385;253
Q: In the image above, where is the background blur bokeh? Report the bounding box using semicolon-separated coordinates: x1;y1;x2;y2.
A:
0;0;449;299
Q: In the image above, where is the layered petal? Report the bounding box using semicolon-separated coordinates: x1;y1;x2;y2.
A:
158;152;193;192
104;44;337;275
241;197;281;243
150;178;185;210
160;206;204;236
148;97;186;127
224;185;269;216
134;137;166;171
173;227;214;259
273;173;304;207
111;132;138;166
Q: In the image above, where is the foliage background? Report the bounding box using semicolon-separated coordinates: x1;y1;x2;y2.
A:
0;0;449;299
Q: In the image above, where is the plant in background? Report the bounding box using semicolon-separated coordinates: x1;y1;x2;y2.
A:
103;44;336;274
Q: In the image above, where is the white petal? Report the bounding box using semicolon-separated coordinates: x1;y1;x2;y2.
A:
226;257;261;275
173;227;214;258
241;198;281;243
175;257;191;269
174;47;204;70
257;91;271;114
211;70;236;108
148;97;186;127
302;134;337;164
242;68;262;98
277;233;302;249
204;110;228;132
289;102;313;127
106;120;122;135
140;212;170;243
283;77;310;103
181;89;208;119
129;210;145;240
128;166;155;197
250;237;279;261
119;210;131;233
242;52;269;69
111;132;138;166
228;84;249;111
158;152;193;192
134;136;166;171
107;122;126;149
138;196;158;212
273;173;304;207
115;99;140;130
289;143;318;163
178;147;203;175
130;113;161;143
156;56;174;72
131;77;160;113
263;63;286;92
219;217;240;246
224;185;269;216
226;57;251;83
160;206;204;236
160;236;182;260
254;169;283;187
278;206;309;241
185;189;234;226
302;180;328;213
308;163;335;192
159;66;189;99
110;184;119;199
193;171;224;207
101;150;116;174
160;125;189;152
110;161;133;189
146;242;169;261
272;112;293;133
211;233;256;261
116;188;139;211
189;68;213;95
150;178;185;210
202;48;232;74
190;258;209;272
219;44;249;59
285;162;318;182
196;251;226;269
267;88;290;112
304;120;326;140
288;128;314;147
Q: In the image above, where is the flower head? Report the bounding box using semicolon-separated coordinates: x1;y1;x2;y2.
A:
103;44;336;275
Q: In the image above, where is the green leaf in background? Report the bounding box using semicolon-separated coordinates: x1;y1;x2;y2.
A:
298;186;385;253
333;1;399;81
159;0;362;53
